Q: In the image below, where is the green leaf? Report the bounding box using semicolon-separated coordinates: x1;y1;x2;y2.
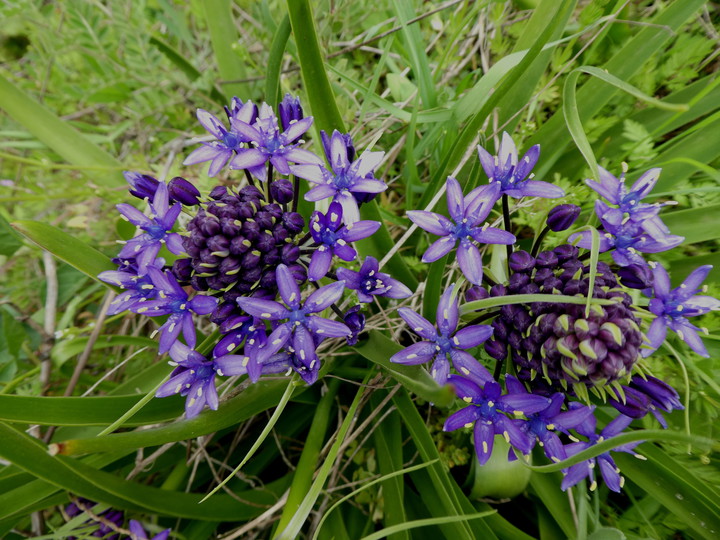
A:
0;213;22;257
265;14;292;106
286;0;344;132
360;512;497;540
353;331;454;407
614;444;720;540
0;393;182;426
11;220;117;289
51;335;156;366
54;378;306;455
0;422;287;521
203;0;247;100
149;35;225;104
275;378;340;535
201;375;298;502
563;66;688;182
587;528;626;540
0;70;123;185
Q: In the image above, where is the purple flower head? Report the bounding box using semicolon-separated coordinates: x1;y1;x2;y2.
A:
134;267;218;353
570;209;683;267
561;412;641;493
116;182;185;273
586;164;672;226
307;202;381;281
407;177;515;285
277;93;304;131
99;258;165;315
236;264;350;375
504;376;594;463
124;171;160;200
292;130;387;223
129;520;171;540
443;375;553;465
168;176;201;206
343;306;366;346
183;100;258;177
643;263;720;358
477;132;565;200
390;284;494;385
156;342;219;418
337;256;412;303
229;102;321;181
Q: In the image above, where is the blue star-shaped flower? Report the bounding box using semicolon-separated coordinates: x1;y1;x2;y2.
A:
116;182;185;272
307;201;381;281
229;102;322;181
291;130;387;223
156;341;220;418
644;263;720;357
236;264;350;372
337;256;412;303
477;131;565;200
407;177;515;285
183;98;258;177
390;284;494;384
443;375;552;465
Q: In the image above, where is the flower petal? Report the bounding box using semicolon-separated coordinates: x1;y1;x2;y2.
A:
406;210;453;236
443;406;480;432
398;308;437;340
342;220;381;242
630;168;661;198
276;264;301;308
230;148;267;170
335;191;361;224
676;265;713;301
422;236;456;262
236;297;288;320
473;421;495;465
449;349;493;386
390;341;436;365
308;248;333;282
445;177;465;223
436;285;459;335
453;324;493;349
457;240;483;285
292;164;329;184
518;180;565;199
305;280;346;312
306;316;351;338
470;226;515;245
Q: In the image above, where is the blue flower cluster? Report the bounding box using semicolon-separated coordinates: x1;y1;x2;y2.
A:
100;95;412;418
393;132;717;492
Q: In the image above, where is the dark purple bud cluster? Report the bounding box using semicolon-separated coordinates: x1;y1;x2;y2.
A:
484;245;643;392
175;183;306;324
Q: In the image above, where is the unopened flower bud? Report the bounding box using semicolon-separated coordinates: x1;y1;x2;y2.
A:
278;94;304;131
617;264;653;290
124;171;159;200
466;285;489;303
344;306;366;346
547;204;581;232
168;176;201;205
509;250;535;273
